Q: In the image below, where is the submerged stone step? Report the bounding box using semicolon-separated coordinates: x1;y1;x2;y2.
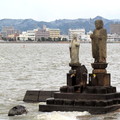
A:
23;90;58;102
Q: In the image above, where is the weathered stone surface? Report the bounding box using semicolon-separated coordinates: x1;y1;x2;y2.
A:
89;73;110;86
8;105;28;116
54;92;120;100
54;99;64;105
95;101;108;106
23;90;58;102
90;20;107;63
39;104;120;114
91;63;108;74
67;86;74;92
23;90;40;102
67;65;87;87
60;86;68;92
91;63;108;69
46;98;54;104
63;99;74;105
69;34;80;65
74;100;85;106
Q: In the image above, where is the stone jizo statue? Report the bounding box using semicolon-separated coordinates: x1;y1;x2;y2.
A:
90;20;107;63
69;34;80;65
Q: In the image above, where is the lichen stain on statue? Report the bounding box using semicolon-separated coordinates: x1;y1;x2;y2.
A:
69;34;80;66
90;20;107;63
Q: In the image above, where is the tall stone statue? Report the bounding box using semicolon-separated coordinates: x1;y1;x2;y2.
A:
90;20;107;63
69;34;80;65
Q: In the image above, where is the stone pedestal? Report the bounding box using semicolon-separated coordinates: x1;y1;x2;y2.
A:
89;63;110;86
89;73;110;86
61;64;87;93
67;65;87;86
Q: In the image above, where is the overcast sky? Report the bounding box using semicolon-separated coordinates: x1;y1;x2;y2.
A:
0;0;120;21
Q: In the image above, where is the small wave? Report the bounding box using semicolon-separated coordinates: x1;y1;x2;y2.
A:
37;111;90;120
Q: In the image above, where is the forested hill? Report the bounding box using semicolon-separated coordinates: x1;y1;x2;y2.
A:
0;16;120;34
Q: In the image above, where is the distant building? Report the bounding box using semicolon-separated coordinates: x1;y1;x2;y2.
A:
68;29;85;41
1;26;20;38
110;24;120;35
27;30;36;41
35;26;50;41
8;33;19;41
60;35;69;41
35;25;61;41
107;33;120;42
18;25;61;41
49;29;60;39
85;31;93;42
81;34;91;42
19;29;37;41
19;32;28;41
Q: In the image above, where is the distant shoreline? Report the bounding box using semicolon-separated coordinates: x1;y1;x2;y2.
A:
0;41;120;44
0;41;70;44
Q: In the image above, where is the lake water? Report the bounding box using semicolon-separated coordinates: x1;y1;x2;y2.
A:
0;43;120;120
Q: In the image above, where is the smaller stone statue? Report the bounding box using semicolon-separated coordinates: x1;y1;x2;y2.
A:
90;20;107;63
69;34;80;65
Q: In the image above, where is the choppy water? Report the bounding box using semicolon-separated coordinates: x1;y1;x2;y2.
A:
0;43;120;120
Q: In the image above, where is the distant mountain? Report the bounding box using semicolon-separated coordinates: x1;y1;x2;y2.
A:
0;16;120;34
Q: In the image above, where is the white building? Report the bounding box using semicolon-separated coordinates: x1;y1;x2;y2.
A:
19;32;28;41
19;29;38;41
68;29;85;41
81;34;90;42
85;31;93;42
107;33;120;42
60;34;69;41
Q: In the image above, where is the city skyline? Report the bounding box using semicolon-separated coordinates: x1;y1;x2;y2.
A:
0;0;120;22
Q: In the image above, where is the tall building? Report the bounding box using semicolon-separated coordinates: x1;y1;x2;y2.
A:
35;26;50;41
110;24;120;35
68;29;85;41
35;25;60;40
49;29;60;39
1;26;20;38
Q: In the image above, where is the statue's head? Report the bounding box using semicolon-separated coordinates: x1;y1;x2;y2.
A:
95;20;103;30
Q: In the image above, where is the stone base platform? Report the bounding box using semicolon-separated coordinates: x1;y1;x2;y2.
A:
39;91;120;114
39;104;120;114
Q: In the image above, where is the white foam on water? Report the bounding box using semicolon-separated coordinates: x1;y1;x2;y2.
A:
37;111;90;120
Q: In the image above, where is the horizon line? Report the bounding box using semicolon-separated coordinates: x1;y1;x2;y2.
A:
0;16;120;22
